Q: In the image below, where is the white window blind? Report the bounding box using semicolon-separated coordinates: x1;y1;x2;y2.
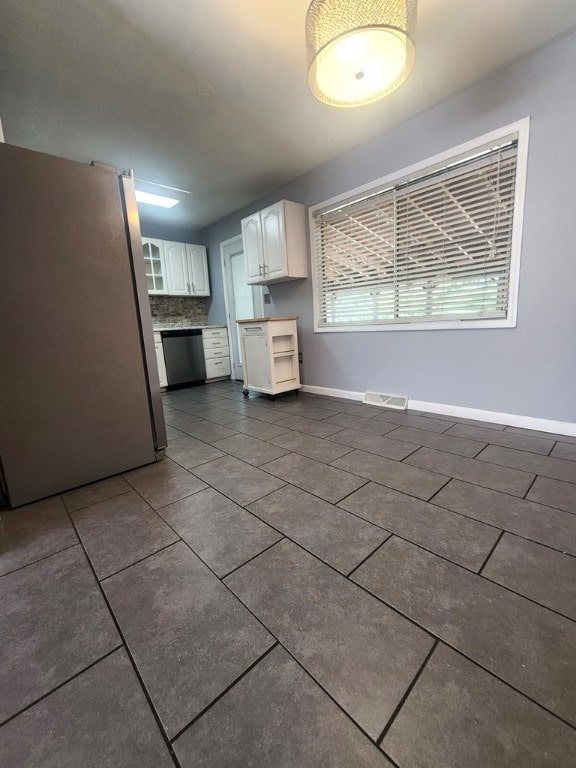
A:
311;132;523;330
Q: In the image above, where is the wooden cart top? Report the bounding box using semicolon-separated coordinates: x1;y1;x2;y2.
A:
237;315;298;323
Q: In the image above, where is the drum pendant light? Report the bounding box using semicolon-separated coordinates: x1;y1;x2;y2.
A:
306;0;417;107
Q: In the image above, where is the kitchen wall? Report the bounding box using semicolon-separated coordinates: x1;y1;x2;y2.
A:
140;221;200;244
199;30;576;423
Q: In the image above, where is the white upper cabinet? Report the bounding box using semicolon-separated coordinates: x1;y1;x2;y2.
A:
241;200;308;285
164;241;190;295
143;239;210;296
187;244;210;296
261;204;286;281
242;214;264;282
142;238;167;294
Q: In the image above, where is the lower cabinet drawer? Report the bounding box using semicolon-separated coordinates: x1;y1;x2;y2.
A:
205;357;231;378
203;337;229;350
202;327;227;340
204;347;230;361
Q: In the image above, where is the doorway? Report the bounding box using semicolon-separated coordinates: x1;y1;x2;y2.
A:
220;235;264;381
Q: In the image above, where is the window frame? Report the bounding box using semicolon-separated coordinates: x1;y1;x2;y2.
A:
309;118;530;333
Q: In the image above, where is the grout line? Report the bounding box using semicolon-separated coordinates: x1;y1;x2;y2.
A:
145;484;444;747
216;523;437;643
143;498;415;746
348;526;576;622
336;502;505;573
12;382;569;762
522;473;539;500
268;642;398;746
99;540;180;583
0;645;123;730
124;479;207;510
471;442;490;459
221;478;576;734
324;440;421;464
356;576;576;733
346;535;392;578
477;530;505;575
429;490;576;560
66;488;133;515
221;537;286;579
380;753;402;768
547;440;557;458
400;442;424;460
170;396;576;564
63;507;184;768
209;417;565;522
480;570;576;623
376;639;439;746
332;479;370;506
425;482;449;505
168;641;279;744
179;427;576;579
0;541;80;581
268;438;357;464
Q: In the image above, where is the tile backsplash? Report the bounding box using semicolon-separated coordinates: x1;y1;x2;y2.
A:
149;296;208;327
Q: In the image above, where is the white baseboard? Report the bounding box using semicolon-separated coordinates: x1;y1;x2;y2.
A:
300;384;576;437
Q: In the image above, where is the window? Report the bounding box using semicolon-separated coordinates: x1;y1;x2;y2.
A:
310;120;529;332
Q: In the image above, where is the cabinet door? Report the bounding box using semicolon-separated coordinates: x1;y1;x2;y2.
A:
142;238;167;294
186;244;210;296
205;357;231;379
164;241;190;295
242;334;270;389
241;213;265;284
261;202;287;281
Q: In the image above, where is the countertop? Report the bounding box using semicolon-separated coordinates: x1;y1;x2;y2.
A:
236;316;298;323
152;324;227;332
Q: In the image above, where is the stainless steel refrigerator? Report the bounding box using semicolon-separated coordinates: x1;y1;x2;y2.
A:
0;142;167;508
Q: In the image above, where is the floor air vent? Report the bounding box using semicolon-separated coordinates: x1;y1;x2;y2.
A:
363;392;409;410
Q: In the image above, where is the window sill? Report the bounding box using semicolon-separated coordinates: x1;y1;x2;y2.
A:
314;316;518;333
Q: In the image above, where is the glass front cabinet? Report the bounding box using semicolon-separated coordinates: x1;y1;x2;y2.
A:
142;238;167;294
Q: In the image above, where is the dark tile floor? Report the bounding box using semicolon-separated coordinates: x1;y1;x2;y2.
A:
1;380;575;767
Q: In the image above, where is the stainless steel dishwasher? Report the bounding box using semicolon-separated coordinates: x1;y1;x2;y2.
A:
160;329;206;388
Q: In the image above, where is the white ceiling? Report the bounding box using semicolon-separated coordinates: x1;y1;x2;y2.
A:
2;0;576;229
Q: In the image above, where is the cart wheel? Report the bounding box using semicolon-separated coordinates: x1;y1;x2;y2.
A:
242;389;249;397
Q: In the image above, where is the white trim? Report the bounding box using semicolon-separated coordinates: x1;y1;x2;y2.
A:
309;117;530;334
301;384;365;402
220;235;243;380
220;235;264;380
300;384;576;437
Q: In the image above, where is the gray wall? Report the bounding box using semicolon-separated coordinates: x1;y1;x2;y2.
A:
140;221;200;244
199;31;576;422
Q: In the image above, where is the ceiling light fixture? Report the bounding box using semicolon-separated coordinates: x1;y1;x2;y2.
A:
134;190;180;208
306;0;417;108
